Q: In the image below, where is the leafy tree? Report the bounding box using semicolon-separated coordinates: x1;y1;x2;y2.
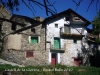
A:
92;12;100;35
92;12;100;42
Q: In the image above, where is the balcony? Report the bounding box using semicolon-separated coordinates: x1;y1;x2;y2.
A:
50;44;65;53
60;27;84;38
61;32;84;38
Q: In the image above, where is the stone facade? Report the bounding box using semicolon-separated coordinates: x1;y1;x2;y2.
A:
1;8;92;66
1;15;50;66
44;9;91;66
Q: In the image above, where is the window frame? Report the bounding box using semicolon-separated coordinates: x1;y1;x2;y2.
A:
55;24;58;28
73;39;77;44
29;36;40;44
31;28;35;33
64;24;70;33
54;37;61;49
11;24;16;30
26;50;34;58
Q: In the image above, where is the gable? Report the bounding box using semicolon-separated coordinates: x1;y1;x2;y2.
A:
44;9;91;26
71;13;86;25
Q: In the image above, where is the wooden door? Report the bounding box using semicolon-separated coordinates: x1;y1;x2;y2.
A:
51;53;57;65
64;24;70;33
54;38;60;49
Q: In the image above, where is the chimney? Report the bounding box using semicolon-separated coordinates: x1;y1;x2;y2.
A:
34;16;44;22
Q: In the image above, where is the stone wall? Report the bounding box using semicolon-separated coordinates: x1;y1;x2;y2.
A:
60;39;82;66
1;15;49;66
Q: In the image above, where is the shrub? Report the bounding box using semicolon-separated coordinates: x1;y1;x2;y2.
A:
0;64;100;75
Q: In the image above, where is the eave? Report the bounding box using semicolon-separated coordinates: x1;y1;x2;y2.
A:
43;8;91;26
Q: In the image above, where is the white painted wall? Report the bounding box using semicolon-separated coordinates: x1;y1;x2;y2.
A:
46;17;87;49
46;15;88;66
46;17;70;49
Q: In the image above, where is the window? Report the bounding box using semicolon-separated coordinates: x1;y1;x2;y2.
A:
74;17;80;20
11;23;16;30
64;24;70;33
0;24;2;31
0;21;2;31
73;39;77;44
54;37;60;49
66;17;69;21
30;36;38;44
31;28;35;33
26;50;33;58
55;24;58;28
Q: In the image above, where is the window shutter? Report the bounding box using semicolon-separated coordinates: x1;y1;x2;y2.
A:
31;37;38;44
26;50;34;58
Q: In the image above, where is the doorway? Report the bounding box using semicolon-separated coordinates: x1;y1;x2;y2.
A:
51;53;57;65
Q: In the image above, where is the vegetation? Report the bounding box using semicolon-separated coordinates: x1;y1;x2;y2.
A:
92;12;100;43
0;64;100;75
92;12;100;35
95;38;100;43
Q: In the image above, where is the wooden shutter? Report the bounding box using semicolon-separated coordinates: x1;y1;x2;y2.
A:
26;50;33;58
64;24;70;33
54;38;60;49
31;37;38;44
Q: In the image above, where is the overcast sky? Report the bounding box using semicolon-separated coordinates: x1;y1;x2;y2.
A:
13;0;100;29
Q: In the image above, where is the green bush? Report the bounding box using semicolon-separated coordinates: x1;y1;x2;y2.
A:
95;38;100;43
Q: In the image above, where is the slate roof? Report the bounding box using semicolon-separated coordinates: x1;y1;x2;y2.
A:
44;8;91;26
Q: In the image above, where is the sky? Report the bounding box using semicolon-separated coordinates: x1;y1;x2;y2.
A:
13;0;100;29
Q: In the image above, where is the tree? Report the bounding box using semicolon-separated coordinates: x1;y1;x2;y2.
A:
92;12;100;42
92;12;100;35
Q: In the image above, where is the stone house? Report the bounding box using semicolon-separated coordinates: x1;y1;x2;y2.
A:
1;14;49;66
44;8;91;66
1;8;92;66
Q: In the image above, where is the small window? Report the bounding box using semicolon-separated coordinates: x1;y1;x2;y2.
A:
31;28;35;33
0;21;2;31
26;50;33;58
66;17;69;21
0;24;2;31
11;23;16;30
74;17;80;20
55;24;58;28
73;39;77;44
31;37;38;44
